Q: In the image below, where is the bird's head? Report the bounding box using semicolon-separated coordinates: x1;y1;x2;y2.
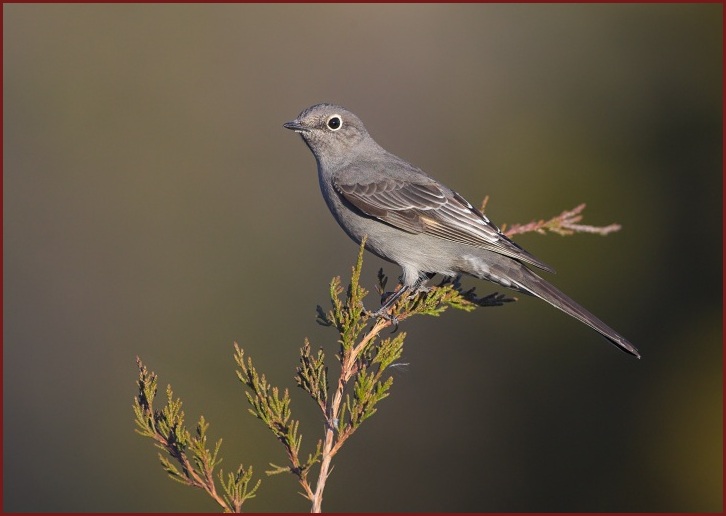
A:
284;103;371;164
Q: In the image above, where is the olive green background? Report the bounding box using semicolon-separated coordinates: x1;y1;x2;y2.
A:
3;4;722;512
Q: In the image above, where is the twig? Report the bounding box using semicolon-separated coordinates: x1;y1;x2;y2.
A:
500;203;621;237
135;199;624;512
311;317;390;512
133;357;260;512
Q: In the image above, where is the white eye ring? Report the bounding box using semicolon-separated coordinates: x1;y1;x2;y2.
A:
326;114;343;131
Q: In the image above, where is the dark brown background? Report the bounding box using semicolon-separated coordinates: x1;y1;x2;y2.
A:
3;4;721;512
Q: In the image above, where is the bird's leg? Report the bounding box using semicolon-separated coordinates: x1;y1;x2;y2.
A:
371;283;410;330
370;274;432;331
407;272;436;297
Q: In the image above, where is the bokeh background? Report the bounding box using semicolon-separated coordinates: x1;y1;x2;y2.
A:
3;4;722;512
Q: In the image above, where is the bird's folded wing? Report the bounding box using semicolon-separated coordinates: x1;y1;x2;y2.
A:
333;174;555;273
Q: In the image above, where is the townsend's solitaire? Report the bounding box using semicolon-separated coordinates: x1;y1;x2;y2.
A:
284;103;640;358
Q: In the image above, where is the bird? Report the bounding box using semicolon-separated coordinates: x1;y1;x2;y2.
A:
283;103;640;358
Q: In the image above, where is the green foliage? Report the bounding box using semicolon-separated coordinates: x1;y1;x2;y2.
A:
133;204;621;512
295;339;328;413
499;202;622;237
219;465;260;513
133;242;510;512
318;239;371;352
234;345;322;487
133;358;260;512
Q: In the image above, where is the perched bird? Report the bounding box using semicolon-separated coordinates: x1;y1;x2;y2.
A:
284;103;640;358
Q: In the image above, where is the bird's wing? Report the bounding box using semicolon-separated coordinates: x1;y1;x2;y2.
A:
333;172;555;273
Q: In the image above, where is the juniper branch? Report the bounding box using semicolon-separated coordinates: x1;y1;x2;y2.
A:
304;237;503;512
133;357;260;512
233;345;319;501
136;199;623;512
499;202;621;237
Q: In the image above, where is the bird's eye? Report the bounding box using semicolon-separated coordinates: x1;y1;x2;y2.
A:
326;115;342;131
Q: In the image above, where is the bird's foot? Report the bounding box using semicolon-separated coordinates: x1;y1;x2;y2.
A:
409;284;431;297
365;305;400;332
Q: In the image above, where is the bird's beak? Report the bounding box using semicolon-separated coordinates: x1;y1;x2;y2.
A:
283;120;309;133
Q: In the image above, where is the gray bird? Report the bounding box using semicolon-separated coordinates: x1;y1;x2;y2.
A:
284;103;640;358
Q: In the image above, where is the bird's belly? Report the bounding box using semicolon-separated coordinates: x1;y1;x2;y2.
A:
334;204;460;274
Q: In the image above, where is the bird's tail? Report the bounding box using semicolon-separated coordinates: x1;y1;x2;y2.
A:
481;263;640;358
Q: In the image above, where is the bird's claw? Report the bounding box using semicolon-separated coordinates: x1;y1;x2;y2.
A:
368;306;399;333
388;315;399;333
410;285;431;297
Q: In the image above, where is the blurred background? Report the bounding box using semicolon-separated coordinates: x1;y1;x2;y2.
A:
3;4;722;512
